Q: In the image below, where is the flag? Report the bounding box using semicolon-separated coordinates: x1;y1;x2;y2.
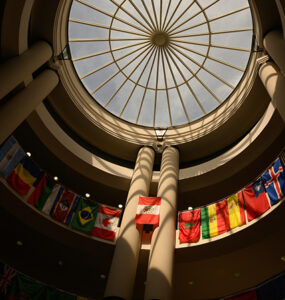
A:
135;196;161;227
201;199;230;239
6;156;41;196
178;209;200;243
50;187;79;224
71;198;99;233
6;273;44;300
45;288;76;300
0;136;25;179
92;205;121;241
226;193;246;229
261;158;285;205
0;263;17;296
227;290;257;300
242;179;270;221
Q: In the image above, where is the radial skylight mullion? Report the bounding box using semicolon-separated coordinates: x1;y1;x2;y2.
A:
69;37;147;43
140;0;157;32
128;0;156;32
162;48;190;123
120;47;157;117
169;6;250;36
174;28;253;38
167;45;222;104
161;0;172;31
136;48;159;124
159;0;163;31
162;0;183;32
109;0;153;34
75;0;150;35
165;48;207;115
151;0;160;31
80;42;149;80
167;0;220;35
91;43;152;96
69;18;149;37
104;45;155;108
72;41;149;62
170;43;235;89
153;48;161;127
161;49;173;126
164;0;195;32
171;41;245;72
171;39;251;53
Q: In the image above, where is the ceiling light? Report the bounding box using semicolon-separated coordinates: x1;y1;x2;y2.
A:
53;176;59;181
58;260;63;266
281;256;285;262
188;281;194;285
85;193;90;198
118;204;123;208
26;152;31;157
16;241;23;246
100;274;106;279
188;206;193;211
234;272;240;278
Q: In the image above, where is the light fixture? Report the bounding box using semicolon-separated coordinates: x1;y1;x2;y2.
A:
16;241;23;246
85;193;90;198
118;204;123;209
188;207;193;211
234;272;240;278
154;128;167;142
26;152;31;157
188;281;194;285
58;260;63;266
100;274;106;279
281;256;285;262
53;176;59;181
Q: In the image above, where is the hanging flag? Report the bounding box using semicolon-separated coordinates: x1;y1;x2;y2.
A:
45;288;76;300
178;209;201;243
50;187;80;224
0;136;25;179
71;198;99;233
92;205;121;241
0;263;17;296
6;156;42;196
201;199;230;239
226;193;246;229
261;158;285;205
135;196;161;227
6;273;44;299
242;179;270;222
227;290;257;300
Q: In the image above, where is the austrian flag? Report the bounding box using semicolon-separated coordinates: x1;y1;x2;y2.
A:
135;196;161;226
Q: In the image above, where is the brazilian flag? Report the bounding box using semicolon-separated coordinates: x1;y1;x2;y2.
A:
71;198;99;233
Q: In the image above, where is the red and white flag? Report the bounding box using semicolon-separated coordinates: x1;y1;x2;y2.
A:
135;196;161;226
92;205;121;241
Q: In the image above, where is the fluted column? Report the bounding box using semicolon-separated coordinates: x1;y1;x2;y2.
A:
0;41;52;100
0;69;59;144
104;146;155;300
259;61;285;123
144;146;179;300
263;30;285;77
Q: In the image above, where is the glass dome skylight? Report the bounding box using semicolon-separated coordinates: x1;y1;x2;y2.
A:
68;0;253;127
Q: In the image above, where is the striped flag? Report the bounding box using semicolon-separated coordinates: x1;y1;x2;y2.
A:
0;136;25;179
226;193;246;229
92;205;121;241
135;196;161;227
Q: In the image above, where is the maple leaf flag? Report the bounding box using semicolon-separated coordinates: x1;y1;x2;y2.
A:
92;205;121;241
135;196;161;227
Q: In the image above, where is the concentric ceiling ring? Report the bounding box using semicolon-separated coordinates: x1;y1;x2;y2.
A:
68;0;253;127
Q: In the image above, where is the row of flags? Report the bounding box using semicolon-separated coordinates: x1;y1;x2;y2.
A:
178;157;285;244
0;136;122;242
0;262;94;300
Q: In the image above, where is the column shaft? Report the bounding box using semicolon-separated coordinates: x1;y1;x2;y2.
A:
104;146;155;300
259;61;285;122
264;30;285;77
0;41;52;99
0;69;59;144
144;146;179;300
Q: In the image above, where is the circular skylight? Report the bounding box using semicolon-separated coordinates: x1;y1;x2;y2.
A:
68;0;253;127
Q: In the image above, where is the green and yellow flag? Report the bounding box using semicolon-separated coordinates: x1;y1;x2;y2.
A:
71;198;99;233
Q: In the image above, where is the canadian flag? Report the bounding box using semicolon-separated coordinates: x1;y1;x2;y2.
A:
92;205;121;241
135;196;161;226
